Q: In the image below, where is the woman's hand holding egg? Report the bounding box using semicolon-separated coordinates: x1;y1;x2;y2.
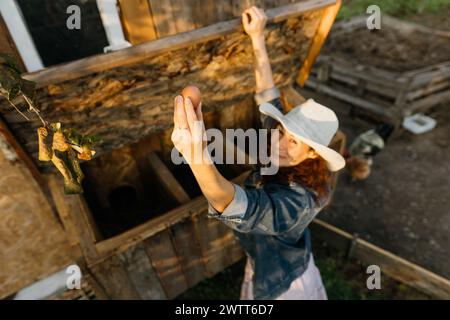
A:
171;85;209;164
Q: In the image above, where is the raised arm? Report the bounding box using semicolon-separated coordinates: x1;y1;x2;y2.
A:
171;95;235;213
242;7;275;94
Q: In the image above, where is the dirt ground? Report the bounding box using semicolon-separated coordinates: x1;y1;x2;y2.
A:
296;84;450;280
322;26;450;72
408;8;450;31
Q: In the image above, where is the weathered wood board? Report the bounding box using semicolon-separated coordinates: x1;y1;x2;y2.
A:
0;151;77;299
0;3;329;166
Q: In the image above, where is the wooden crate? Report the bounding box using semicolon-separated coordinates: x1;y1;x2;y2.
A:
300;15;450;124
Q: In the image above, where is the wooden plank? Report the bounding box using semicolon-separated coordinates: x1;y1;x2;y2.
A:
406;89;450;115
297;0;341;86
47;174;100;263
118;0;158;44
192;210;238;277
214;0;234;21
324;66;400;98
406;80;450;101
0;153;76;299
119;243;167;299
148;0;178;38
143;230;189;299
147;152;190;205
311;219;450;299
0;117;45;190
170;0;197;32
188;0;215;27
409;65;450;90
24;0;338;87
305;77;400;122
169;217;208;287
325;55;406;83
89;254;140;299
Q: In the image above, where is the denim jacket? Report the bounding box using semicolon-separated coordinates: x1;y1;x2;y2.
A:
207;87;331;299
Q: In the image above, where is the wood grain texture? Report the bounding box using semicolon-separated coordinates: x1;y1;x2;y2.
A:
147;152;190;204
119;243;167;299
143;230;189;299
148;0;178;37
170;0;197;32
118;0;158;44
89;254;140;299
169;218;208;287
297;0;341;85
47;174;101;263
0;153;75;299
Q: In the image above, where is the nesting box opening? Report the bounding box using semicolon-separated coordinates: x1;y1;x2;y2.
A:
79;143;182;239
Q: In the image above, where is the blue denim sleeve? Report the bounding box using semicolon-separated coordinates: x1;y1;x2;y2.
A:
208;181;321;236
207;184;248;221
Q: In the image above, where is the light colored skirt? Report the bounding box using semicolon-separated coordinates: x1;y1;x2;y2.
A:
240;254;328;300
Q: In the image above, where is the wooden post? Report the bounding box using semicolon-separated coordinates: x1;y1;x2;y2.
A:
147;152;190;205
47;174;101;264
297;0;342;86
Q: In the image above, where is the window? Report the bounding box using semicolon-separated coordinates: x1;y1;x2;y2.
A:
16;0;108;67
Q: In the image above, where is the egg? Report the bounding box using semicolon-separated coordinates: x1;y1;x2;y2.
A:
181;85;201;110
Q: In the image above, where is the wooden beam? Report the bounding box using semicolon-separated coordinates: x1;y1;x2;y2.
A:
47;174;101;264
304;77;400;122
297;0;341;86
311;219;450;299
24;0;338;87
147;152;190;205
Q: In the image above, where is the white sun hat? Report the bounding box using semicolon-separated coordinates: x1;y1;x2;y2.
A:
259;98;346;172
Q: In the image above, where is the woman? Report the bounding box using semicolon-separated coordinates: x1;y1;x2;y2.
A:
171;7;346;300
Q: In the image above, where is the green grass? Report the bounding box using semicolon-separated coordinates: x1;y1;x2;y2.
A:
337;0;450;21
176;240;430;300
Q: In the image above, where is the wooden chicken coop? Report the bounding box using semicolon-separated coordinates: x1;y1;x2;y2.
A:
1;0;450;300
